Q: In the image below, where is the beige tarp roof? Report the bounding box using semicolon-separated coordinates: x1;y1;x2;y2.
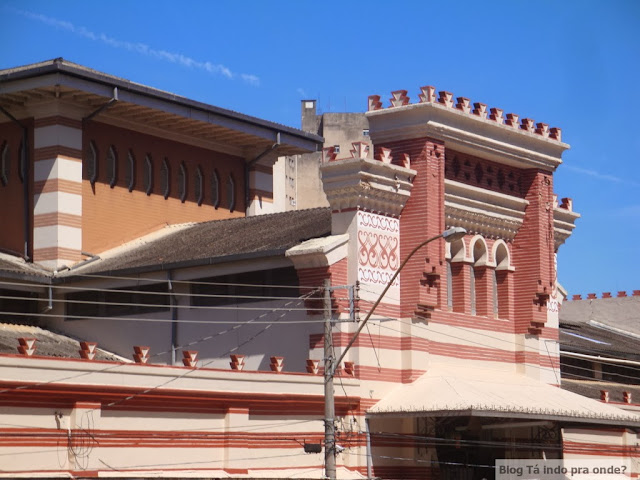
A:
368;364;640;427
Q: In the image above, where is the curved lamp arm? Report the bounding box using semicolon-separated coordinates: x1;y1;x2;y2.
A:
331;226;466;375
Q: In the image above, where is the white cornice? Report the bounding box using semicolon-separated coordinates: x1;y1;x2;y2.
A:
444;180;528;241
553;207;580;250
321;157;416;216
367;102;568;170
286;234;349;269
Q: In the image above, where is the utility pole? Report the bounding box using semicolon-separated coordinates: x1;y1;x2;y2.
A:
323;278;336;479
321;227;466;480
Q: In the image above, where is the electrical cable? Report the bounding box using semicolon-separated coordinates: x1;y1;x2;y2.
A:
101;289;320;410
0;308;328;322
0;418;319;434
55;272;328;290
2;287;636;395
357;284;640;378
371;319;640;385
0;425;630;457
0;290;321;396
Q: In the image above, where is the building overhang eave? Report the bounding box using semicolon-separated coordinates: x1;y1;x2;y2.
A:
0;59;323;157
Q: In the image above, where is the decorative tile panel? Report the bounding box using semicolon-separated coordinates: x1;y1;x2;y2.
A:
357;211;400;302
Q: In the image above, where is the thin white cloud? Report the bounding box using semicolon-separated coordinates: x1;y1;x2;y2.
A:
613;204;640;218
11;8;259;85
241;74;260;86
296;88;308;98
562;165;640;187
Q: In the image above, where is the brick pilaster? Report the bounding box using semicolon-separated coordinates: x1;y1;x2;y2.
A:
474;265;495;317
512;169;555;333
376;138;446;317
451;262;472;314
496;270;515;321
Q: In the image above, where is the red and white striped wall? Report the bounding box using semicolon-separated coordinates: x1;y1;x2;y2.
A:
33;116;83;269
247;163;274;215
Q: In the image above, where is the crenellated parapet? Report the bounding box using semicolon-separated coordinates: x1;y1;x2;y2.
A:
570;290;640;300
368;86;563;142
366;86;568;171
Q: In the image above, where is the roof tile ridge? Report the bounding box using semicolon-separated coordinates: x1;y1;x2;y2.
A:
588;320;640;341
196;206;331;227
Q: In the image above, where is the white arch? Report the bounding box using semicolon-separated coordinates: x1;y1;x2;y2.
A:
492;239;512;271
446;237;466;262
469;235;488;266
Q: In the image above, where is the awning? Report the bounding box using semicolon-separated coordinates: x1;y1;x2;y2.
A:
368;364;640;427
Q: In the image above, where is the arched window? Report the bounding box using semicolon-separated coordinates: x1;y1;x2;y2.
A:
144;155;153;196
125;150;135;192
161;158;170;199
494;241;513;320
447;237;467;313
471;238;488;316
194;166;203;206
87;141;98;185
106;145;117;188
211;169;220;208
178;163;187;203
227;174;235;212
0;142;9;186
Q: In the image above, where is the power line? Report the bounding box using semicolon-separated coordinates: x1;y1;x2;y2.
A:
0;418;320;434
372;320;640;385
60;272;326;290
0;290;321;397
0;309;327;323
0;279;352;313
101;290;321;409
0;275;323;292
356;285;640;377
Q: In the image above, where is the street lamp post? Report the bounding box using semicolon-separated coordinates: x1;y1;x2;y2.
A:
323;227;466;480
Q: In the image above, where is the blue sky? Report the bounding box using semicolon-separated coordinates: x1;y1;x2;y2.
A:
1;0;638;297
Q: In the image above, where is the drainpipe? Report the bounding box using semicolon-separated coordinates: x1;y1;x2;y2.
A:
244;132;281;214
65;251;101;271
83;87;119;122
0;106;30;261
168;271;178;365
39;286;53;313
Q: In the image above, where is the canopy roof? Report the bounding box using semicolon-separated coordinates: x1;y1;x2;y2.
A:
369;364;640;427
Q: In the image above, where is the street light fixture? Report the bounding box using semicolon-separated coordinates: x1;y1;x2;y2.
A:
323;226;467;480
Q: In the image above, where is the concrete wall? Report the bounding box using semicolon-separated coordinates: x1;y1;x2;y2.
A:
272;103;372;213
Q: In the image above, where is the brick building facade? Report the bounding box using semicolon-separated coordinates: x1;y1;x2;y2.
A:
0;61;637;479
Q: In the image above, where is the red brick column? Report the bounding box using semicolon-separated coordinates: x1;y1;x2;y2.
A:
496;270;515;321
376;138;445;317
295;259;349;315
512;169;555;333
451;262;472;314
474;265;495;317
